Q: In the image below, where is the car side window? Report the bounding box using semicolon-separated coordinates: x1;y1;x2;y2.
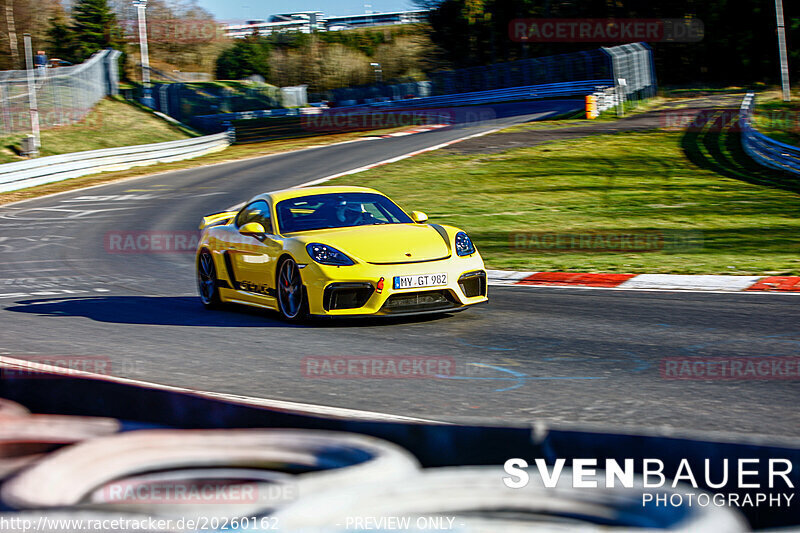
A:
236;200;272;233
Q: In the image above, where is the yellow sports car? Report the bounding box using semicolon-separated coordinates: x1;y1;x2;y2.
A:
196;186;487;320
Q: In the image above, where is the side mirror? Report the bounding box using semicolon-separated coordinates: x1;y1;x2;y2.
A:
239;222;266;236
410;211;428;223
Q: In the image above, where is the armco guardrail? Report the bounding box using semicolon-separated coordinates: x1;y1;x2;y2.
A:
198;78;607;133
232;110;452;144
341;80;614;110
226;80;611;144
191;107;319;133
332;43;655;106
740;92;800;176
0;133;230;193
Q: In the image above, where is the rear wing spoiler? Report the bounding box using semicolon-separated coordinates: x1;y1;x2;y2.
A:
199;210;237;230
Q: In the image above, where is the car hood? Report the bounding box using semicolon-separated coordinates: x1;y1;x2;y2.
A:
295;224;450;264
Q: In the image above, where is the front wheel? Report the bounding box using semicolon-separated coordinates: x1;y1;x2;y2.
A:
277;257;308;322
197;249;222;309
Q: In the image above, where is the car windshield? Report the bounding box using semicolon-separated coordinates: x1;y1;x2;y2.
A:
276;192;413;233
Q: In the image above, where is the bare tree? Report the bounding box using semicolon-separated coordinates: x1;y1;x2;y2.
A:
4;0;20;69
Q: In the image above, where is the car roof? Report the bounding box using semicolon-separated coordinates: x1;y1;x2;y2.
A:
251;185;384;204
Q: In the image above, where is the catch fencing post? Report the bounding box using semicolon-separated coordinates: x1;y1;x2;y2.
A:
223;120;236;144
775;0;791;101
23;34;40;154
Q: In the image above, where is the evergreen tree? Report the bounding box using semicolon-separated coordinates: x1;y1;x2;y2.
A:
46;8;76;62
69;0;123;62
215;36;271;80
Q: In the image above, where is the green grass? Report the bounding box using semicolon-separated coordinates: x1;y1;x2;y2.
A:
329;129;800;275
0;97;192;164
0;123;418;206
500;108;624;133
661;86;751;97
502;96;701;133
502;109;621;132
187;80;279;93
753;93;800;147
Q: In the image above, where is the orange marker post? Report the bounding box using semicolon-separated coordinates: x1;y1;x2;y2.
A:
585;95;599;119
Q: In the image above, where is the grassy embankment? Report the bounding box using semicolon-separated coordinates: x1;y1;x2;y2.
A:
0;97;422;205
751;90;800;147
0;97;193;165
3;90;798;276
328;101;800;275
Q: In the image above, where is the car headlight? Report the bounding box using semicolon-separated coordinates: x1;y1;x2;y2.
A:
454;232;475;256
306;243;355;266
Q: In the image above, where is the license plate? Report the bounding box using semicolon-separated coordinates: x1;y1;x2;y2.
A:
393;273;448;290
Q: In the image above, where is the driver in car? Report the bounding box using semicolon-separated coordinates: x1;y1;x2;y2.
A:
334;199;373;225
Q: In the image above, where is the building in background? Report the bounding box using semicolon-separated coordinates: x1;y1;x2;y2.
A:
325;10;427;31
223;10;427;38
224;12;324;37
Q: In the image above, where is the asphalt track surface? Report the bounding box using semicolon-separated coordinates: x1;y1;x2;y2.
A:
1;99;798;438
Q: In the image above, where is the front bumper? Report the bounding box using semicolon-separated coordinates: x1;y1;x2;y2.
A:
301;254;488;316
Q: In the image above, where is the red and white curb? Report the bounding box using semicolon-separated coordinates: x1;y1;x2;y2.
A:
487;270;800;293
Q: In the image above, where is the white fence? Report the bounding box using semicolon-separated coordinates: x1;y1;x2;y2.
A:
0;132;230;193
0;50;121;136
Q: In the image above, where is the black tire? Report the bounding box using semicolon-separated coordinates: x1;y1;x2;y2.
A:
197;249;222;309
277;257;308;322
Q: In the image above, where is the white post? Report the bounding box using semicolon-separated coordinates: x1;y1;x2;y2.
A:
616;78;627;117
23;33;40;152
134;0;154;107
775;0;791;102
370;62;382;83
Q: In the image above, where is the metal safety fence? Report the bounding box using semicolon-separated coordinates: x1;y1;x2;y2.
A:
128;44;654;134
337;80;613;111
0;49;121;136
740;92;800;176
0;132;230;193
601;43;657;103
329;43;655;108
124;82;284;129
280;85;309;108
227;44;656;140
